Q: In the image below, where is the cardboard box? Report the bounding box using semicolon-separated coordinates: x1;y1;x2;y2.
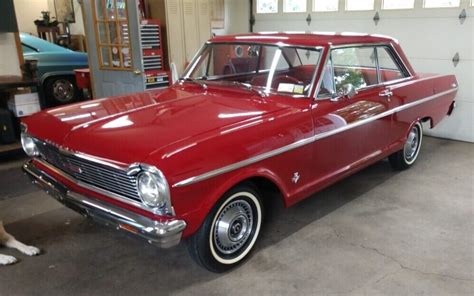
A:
8;92;41;117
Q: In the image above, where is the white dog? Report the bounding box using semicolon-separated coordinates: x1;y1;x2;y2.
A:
0;220;40;265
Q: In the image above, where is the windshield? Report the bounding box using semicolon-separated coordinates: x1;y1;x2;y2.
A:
183;43;322;97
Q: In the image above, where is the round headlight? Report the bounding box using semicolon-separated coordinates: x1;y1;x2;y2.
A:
21;133;39;157
137;172;165;208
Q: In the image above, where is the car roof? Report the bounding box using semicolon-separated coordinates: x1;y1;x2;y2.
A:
210;32;399;47
20;33;71;53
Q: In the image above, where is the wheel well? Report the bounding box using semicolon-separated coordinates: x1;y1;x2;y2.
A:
43;74;76;87
420;116;433;128
238;176;285;208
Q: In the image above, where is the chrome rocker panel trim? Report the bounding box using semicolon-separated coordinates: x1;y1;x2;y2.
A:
23;160;186;248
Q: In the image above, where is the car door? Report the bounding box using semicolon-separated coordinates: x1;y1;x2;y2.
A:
375;45;416;145
309;45;395;187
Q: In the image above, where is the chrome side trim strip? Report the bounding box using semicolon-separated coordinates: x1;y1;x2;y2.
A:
173;87;458;188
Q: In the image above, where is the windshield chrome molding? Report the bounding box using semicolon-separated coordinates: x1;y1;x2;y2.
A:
173;87;458;188
181;41;324;99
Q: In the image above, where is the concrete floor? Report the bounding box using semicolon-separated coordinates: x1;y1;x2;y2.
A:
0;137;472;295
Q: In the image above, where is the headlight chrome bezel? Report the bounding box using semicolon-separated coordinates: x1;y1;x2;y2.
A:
132;164;173;215
20;132;39;157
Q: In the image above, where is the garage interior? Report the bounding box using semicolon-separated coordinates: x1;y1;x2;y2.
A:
0;0;473;295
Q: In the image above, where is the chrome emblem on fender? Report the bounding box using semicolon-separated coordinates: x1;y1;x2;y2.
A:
292;172;300;184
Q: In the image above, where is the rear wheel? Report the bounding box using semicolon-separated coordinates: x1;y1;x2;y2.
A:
389;121;423;170
44;76;81;106
187;185;263;273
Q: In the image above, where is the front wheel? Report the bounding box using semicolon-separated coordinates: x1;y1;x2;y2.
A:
44;76;81;106
389;121;423;170
187;185;263;272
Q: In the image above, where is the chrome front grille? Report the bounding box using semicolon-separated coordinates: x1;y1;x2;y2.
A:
35;141;140;202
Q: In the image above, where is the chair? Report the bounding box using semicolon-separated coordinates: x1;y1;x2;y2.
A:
36;25;60;43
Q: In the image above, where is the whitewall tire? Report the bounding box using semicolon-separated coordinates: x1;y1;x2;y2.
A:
187;185;263;272
389;121;423;170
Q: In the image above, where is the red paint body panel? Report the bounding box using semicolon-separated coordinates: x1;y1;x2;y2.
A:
22;33;457;239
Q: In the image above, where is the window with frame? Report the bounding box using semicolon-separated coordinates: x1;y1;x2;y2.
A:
92;0;132;70
318;46;377;97
256;0;278;13
382;0;415;10
318;46;408;98
377;47;406;82
332;47;377;91
423;0;460;8
284;0;307;13
346;0;375;11
313;0;339;12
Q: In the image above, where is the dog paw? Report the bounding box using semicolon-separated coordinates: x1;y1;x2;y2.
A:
0;254;18;266
20;245;41;256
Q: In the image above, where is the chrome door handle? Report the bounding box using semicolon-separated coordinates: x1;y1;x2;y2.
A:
379;89;393;98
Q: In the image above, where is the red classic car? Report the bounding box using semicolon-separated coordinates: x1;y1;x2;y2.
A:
22;33;457;272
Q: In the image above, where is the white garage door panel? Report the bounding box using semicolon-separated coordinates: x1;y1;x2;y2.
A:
425;100;474;143
254;1;473;142
409;59;472;140
377;19;473;61
255;19;375;32
409;59;473;102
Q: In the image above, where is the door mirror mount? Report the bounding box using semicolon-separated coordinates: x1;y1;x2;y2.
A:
330;84;358;102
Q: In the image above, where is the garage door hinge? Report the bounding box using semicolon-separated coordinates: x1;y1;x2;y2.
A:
373;12;380;26
452;53;460;67
459;9;467;25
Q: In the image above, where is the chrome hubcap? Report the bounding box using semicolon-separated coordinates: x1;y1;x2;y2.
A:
404;126;419;162
213;200;253;255
52;80;74;102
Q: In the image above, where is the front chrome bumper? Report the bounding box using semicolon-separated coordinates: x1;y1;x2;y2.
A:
23;160;186;248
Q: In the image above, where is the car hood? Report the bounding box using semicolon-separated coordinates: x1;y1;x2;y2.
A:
24;86;291;165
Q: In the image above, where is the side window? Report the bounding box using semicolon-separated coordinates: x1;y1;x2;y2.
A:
377;47;406;82
318;57;335;97
331;47;377;92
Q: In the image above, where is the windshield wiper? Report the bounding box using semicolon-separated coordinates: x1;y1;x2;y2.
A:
230;81;266;98
179;77;208;90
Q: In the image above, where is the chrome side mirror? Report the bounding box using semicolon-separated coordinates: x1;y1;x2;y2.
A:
330;84;357;101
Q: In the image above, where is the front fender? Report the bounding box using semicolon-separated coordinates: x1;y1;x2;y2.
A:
173;165;289;238
40;71;76;85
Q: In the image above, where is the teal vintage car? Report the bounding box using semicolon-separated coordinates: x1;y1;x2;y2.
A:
20;33;88;106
